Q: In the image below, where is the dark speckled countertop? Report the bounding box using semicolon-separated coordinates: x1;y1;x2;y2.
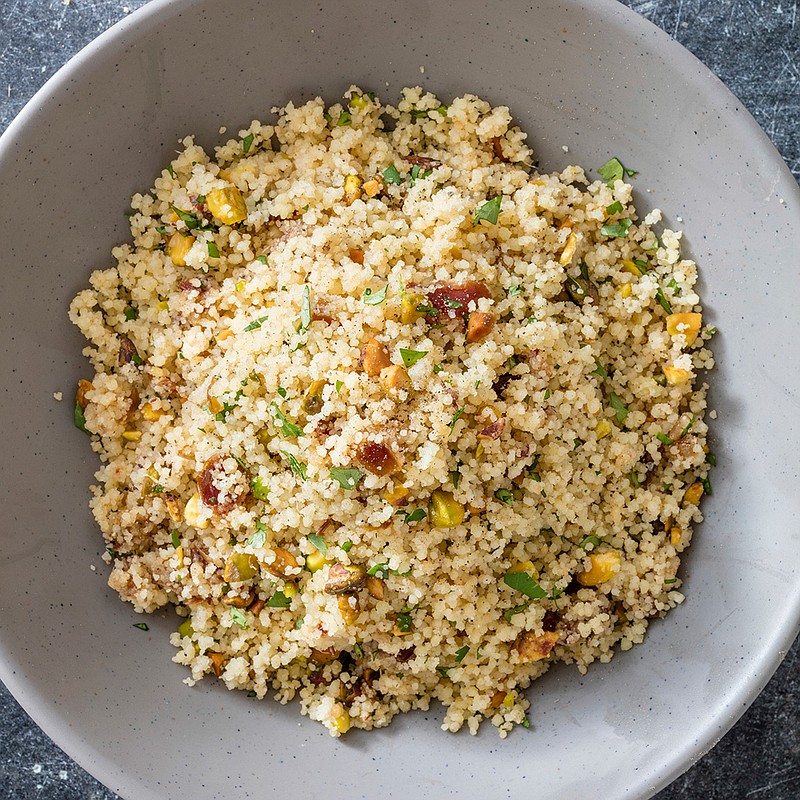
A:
1;1;798;798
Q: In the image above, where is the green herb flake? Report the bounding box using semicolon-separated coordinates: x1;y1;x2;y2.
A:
281;450;308;480
170;205;201;229
601;219;633;238
454;645;470;663
123;307;138;321
243;314;269;332
503;571;548;600
474;195;502;226
367;562;389;578
609;392;629;424
132;622;149;631
656;287;673;314
247;690;257;698
267;591;292;609
605;201;623;215
706;452;717;467
207;242;220;259
664;578;678;585
679;415;696;439
242;132;254;153
400;348;428;368
451;469;461;489
503;601;531;622
543;388;551;401
336;109;351;126
598;157;637;185
335;379;344;394
436;666;451;678
249;523;267;548
171;530;181;549
74;403;89;434
592;360;608;379
701;476;713;496
494;488;514;506
403;508;427;524
353;642;364;660
363;285;388;305
656;432;674;446
341;541;353;553
579;534;600;551
329;466;364;490
166;164;175;178
449;406;465;432
507;285;523;297
250;475;269;500
299;285;312;333
256;255;267;265
415;303;439;316
629;470;641;489
270;402;305;438
383;164;403;185
396;611;412;633
308;533;328;555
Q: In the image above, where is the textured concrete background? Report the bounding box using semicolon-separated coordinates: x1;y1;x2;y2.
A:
0;0;798;798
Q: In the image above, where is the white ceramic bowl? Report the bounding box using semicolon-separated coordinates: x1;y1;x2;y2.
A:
1;1;798;798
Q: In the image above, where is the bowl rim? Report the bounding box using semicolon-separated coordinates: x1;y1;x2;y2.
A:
1;1;799;798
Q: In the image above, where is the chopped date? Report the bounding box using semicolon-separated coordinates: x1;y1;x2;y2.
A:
357;440;400;476
404;154;441;170
196;454;249;512
426;282;491;319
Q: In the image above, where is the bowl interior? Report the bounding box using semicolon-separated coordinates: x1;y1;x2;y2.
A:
1;1;799;798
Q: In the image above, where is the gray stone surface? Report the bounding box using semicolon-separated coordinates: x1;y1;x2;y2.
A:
0;1;797;798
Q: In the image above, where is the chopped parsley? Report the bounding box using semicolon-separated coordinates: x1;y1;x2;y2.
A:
383;164;403;185
601;219;633;238
454;645;470;663
656;432;674;446
335;379;344;394
701;476;713;496
230;608;248;628
609;392;630;424
395;508;426;524
363;285;388;305
579;534;600;550
249;521;267;548
503;571;548;600
592;360;608;379
171;530;181;549
132;622;149;631
170;205;201;229
706;452;717;467
207;242;220;258
449;406;465;432
598;157;638;185
451;468;461;489
655;287;673;314
243;314;269;332
395;610;412;633
308;533;328;555
664;578;678;585
503;602;531;622
270;402;305;438
256;255;267;265
494;488;514;506
507;285;523;297
166;164;175;178
267;591;292;609
415;303;439;316
281;450;307;480
605;201;623;215
329;466;364;490
336;109;351;126
242;132;254;153
400;348;428;368
299;285;312;333
250;475;269;500
341;541;353;553
74;403;89;434
679;415;696;439
629;470;641;489
474;195;502;226
123;307;138;321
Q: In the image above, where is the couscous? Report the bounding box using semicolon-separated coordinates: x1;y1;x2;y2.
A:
69;87;714;736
